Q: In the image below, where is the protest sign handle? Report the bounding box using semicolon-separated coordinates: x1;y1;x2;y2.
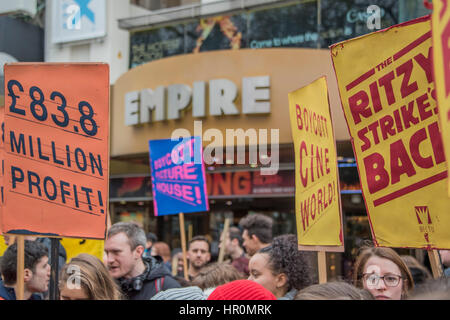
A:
179;213;189;281
171;255;178;277
16;235;25;300
318;251;327;284
427;250;443;279
49;238;60;300
8;235;16;246
188;224;193;243
218;218;231;263
106;209;112;230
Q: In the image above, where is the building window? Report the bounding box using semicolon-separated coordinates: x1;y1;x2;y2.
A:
130;0;200;11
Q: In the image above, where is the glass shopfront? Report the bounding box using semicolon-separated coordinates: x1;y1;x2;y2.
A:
111;0;432;281
129;0;429;68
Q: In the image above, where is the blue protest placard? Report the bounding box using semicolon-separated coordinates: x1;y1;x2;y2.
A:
149;136;209;216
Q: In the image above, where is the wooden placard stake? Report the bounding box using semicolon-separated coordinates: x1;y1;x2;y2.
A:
188;224;193;243
49;238;60;300
218;217;231;263
106;208;112;230
179;213;189;281
16;235;25;300
427;249;443;279
318;251;327;284
171;255;178;277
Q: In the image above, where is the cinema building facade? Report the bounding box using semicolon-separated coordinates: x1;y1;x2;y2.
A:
109;0;430;280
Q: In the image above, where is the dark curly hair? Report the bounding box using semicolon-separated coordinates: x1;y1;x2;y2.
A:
0;240;48;286
239;214;273;244
259;234;312;291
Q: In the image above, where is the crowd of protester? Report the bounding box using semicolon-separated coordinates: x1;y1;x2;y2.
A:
0;213;449;300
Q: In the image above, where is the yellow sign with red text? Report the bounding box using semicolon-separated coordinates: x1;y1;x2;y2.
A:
432;0;450;196
288;77;344;248
331;16;450;249
0;237;104;262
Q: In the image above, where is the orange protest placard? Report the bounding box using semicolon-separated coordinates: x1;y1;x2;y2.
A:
3;63;109;239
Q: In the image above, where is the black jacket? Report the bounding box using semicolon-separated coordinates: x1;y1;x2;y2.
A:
118;256;181;300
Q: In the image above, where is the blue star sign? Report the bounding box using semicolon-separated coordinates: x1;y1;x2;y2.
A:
74;0;95;23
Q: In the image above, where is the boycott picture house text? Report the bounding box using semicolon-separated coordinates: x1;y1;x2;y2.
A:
152;139;202;205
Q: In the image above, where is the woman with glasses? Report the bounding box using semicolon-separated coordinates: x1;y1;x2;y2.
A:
353;246;414;300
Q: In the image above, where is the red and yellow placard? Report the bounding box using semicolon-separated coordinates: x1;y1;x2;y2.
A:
288;77;344;249
331;16;450;249
3;63;109;239
432;0;450;196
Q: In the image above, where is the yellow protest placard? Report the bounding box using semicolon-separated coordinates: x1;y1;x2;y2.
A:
331;16;450;249
288;77;344;249
0;236;7;255
0;237;104;262
432;0;450;196
61;238;105;262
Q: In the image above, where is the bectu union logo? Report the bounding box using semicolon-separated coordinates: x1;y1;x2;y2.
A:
415;206;432;225
414;206;434;243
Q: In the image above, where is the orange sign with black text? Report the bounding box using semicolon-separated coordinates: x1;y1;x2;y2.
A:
3;63;109;239
331;16;450;249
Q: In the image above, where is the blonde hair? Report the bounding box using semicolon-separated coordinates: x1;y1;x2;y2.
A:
59;253;123;300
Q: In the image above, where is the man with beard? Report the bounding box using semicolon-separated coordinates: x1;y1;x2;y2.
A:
187;236;211;281
104;222;180;299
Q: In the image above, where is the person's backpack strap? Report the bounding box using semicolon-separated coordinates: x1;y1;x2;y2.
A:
155;277;165;293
